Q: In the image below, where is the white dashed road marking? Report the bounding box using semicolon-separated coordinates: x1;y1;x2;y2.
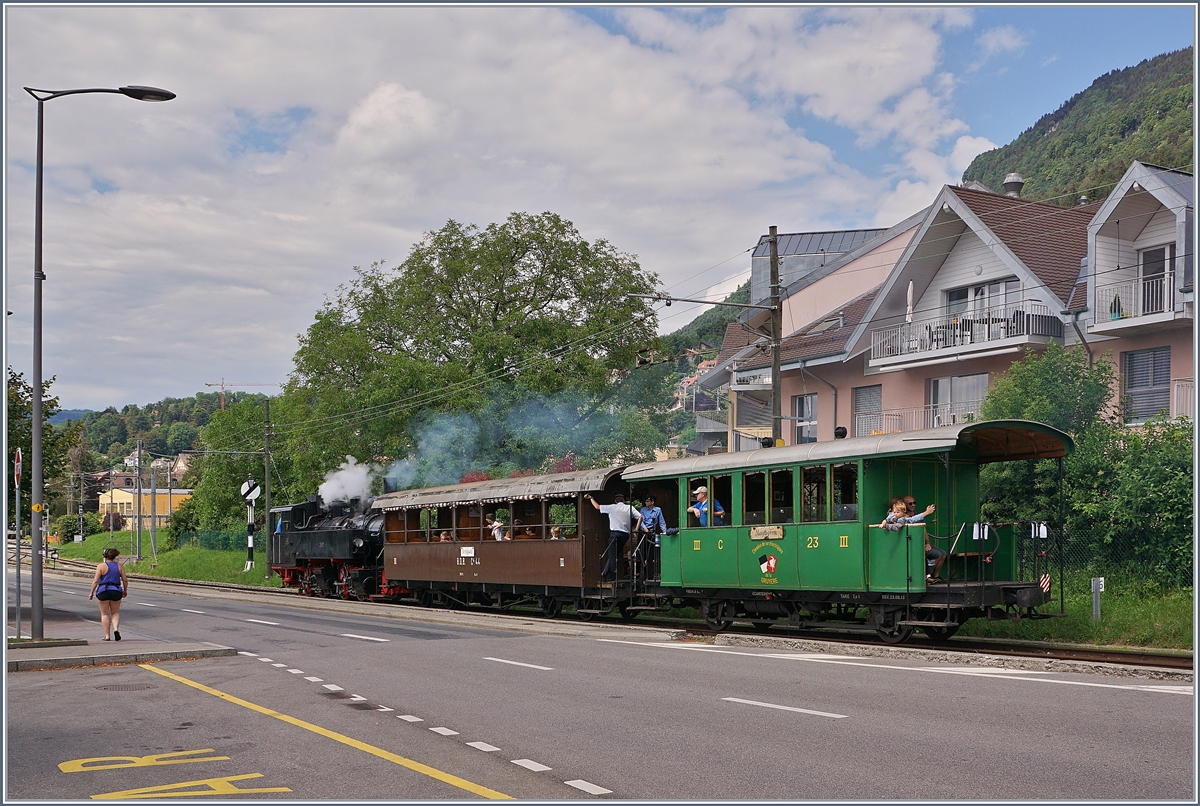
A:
376;706;394;712
511;759;552;772
722;697;848;719
246;618;279;626
287;669;304;674
323;684;344;692
341;633;390;642
181;609;205;614
398;715;423;722
271;663;287;668
466;742;500;752
565;780;612;795
484;657;553;671
304;676;323;682
258;658;274;663
349;695;367;702
137;602;158;607
429;727;459;736
237;651;258;657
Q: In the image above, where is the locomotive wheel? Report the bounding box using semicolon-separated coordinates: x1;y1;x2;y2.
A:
540;597;563;619
618;603;638;622
703;601;735;631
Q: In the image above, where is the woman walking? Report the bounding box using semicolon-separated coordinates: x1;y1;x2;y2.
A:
88;548;128;641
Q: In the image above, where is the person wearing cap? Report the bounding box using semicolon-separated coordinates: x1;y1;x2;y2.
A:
637;494;666;578
688;486;724;527
904;495;943;583
585;492;641;580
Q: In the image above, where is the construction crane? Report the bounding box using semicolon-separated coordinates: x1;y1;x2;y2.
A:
205;379;279;410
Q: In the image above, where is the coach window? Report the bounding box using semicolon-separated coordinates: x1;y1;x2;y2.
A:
769;468;794;524
713;475;732;526
832;463;859;522
801;465;828;522
687;477;707;527
743;472;766;525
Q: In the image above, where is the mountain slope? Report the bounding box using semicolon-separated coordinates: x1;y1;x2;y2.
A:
962;47;1193;204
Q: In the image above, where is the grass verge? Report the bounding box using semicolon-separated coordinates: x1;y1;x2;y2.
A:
55;531;281;588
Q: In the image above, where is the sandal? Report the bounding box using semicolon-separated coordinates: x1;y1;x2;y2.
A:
102;637;111;641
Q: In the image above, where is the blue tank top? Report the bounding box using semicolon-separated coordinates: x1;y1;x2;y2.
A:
97;561;122;592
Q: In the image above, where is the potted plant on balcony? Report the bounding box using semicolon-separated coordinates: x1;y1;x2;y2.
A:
1109;294;1123;320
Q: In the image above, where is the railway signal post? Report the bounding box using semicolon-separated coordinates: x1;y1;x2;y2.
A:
241;477;261;572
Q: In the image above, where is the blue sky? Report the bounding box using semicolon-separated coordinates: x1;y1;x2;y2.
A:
4;5;1195;409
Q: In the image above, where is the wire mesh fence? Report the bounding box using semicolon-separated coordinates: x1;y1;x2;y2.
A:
177;530;247;552
1016;522;1192;590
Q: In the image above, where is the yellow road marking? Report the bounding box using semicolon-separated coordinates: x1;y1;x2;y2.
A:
139;665;511;800
61;749;229;773
93;772;289;799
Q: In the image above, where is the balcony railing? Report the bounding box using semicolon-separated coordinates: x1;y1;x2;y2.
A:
1096;271;1175;322
854;399;983;437
1172;378;1194;420
871;302;1062;361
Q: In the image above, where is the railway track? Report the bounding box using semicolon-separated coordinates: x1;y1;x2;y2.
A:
28;558;1192;671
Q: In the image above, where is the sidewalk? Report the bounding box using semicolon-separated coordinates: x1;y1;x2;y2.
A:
6;605;235;672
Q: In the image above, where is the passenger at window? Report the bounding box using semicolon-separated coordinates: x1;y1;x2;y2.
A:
438;530;454;543
549;525;564;540
688;486;724;526
485;513;506;541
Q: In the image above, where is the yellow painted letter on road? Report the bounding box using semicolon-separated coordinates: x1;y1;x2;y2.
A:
60;750;230;773
92;773;290;799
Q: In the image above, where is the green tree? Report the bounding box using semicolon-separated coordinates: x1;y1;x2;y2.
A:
6;368;67;531
282;211;665;491
167;422;198;454
190;397;271;529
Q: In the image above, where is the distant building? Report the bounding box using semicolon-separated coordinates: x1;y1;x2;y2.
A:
100;488;193;531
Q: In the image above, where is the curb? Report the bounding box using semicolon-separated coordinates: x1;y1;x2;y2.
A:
8;645;238;672
8;639;90;650
716;634;1193;682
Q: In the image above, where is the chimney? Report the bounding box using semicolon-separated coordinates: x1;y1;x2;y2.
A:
1002;173;1025;198
1078;194;1088;205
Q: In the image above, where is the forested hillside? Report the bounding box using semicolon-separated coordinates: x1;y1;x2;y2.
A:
962;47;1192;203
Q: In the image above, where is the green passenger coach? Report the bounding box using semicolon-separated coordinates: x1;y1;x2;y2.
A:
620;420;1071;642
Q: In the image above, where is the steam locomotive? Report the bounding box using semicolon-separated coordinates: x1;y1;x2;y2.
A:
269;419;1068;643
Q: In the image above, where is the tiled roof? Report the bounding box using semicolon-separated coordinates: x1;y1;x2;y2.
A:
952;187;1102;305
732;285;882;372
714;322;758;367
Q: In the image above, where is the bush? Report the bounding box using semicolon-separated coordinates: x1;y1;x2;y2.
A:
101;511;125;531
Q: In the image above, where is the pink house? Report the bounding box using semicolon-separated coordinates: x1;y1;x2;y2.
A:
699;161;1194;450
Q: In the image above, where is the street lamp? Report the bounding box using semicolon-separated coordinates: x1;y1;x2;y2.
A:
24;84;175;639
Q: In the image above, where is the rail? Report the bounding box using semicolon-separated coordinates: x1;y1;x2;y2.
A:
871;302;1062;360
1096;271;1175;321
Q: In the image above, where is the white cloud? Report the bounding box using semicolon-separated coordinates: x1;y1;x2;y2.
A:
971;24;1028;71
4;6;1004;409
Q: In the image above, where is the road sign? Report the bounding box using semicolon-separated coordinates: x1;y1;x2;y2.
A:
14;448;21;484
240;479;261;502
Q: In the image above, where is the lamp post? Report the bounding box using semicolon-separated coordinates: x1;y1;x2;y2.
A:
24;84;174;638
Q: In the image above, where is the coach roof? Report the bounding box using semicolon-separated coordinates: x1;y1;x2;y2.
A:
372;466;623;510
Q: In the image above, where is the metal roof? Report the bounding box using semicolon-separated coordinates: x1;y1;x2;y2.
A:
752;229;887;258
372;467;623;510
620;420;1072;480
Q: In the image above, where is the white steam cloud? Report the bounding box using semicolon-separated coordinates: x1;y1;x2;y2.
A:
318;456;378;504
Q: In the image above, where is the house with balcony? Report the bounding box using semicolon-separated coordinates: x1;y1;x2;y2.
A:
1084;161;1194;422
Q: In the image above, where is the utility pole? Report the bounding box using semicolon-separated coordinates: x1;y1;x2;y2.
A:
77;472;84;542
264;399;272;580
150;466;157;563
769;225;782;447
108;470;114;545
135;440;143;560
14;448;22;639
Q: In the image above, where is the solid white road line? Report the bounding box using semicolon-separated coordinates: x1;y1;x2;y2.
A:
722;697;848;719
340;633;390;642
323;684;344;691
565;780;612;795
181;609;205;614
304;676;323;682
237;651;258;657
511;759;552;772
600;640;1192;696
483;657;553;671
398;715;424;722
467;742;500;752
246;618;279;625
429;727;459;736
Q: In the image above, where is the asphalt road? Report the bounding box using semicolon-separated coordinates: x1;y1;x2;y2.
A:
7;570;1195;800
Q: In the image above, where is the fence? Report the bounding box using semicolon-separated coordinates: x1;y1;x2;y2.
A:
177;530;247;552
1013;523;1191;590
